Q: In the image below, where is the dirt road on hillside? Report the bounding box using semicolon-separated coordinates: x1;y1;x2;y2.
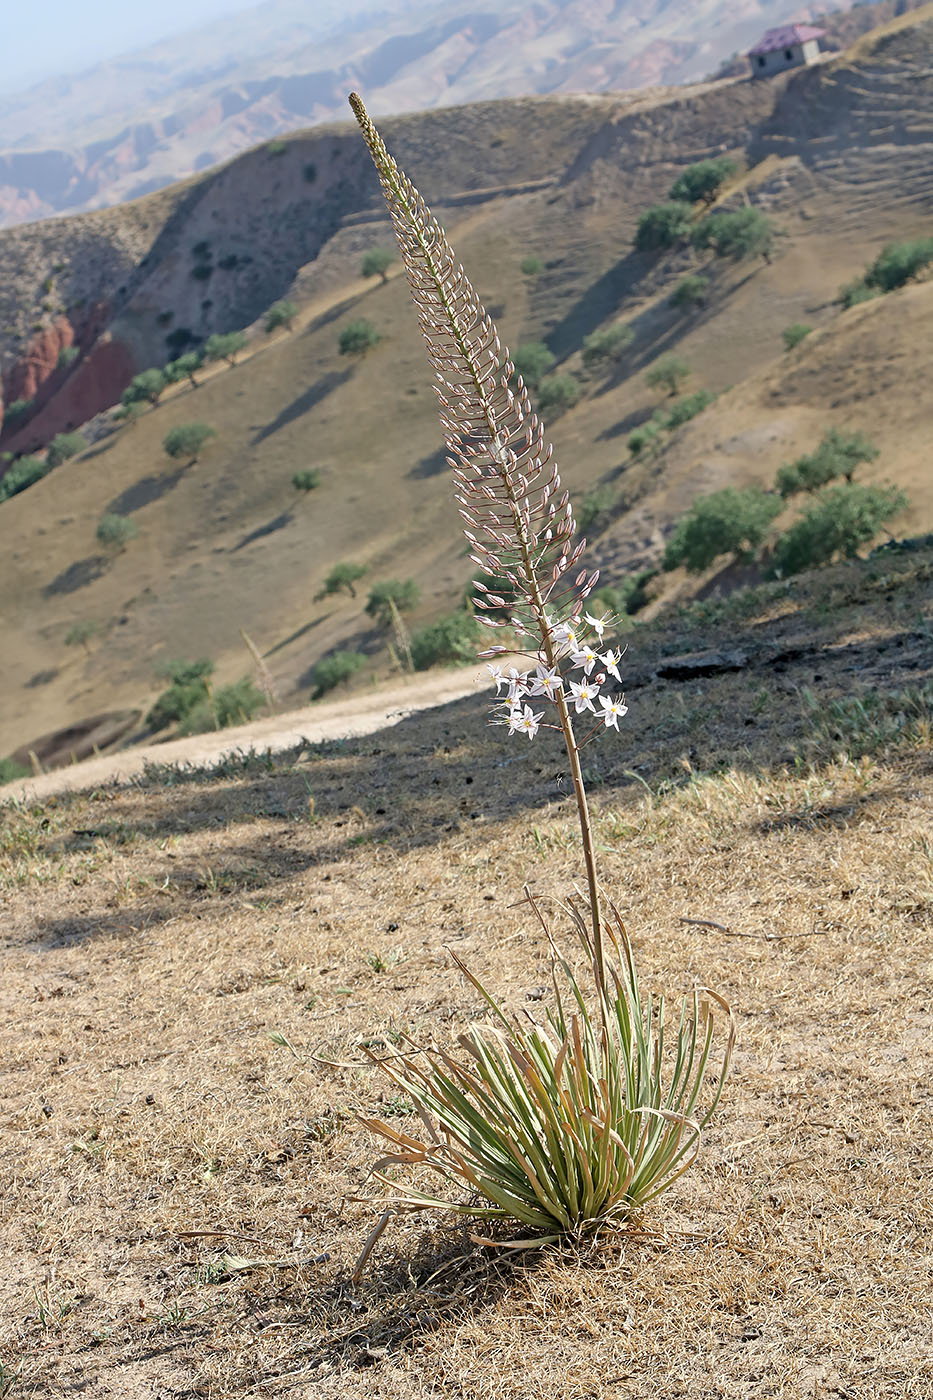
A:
2;662;500;803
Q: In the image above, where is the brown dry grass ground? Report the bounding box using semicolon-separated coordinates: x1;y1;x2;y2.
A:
1;544;931;1399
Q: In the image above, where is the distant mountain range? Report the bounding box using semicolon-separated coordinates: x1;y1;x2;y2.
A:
1;0;918;228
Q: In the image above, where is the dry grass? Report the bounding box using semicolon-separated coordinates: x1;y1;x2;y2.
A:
1;547;931;1398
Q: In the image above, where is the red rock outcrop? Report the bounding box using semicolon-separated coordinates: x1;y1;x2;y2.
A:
0;301;119;445
1;333;136;455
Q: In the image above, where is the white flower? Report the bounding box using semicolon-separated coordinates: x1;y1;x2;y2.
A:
487;664;506;693
506;668;528;703
584;611;609;639
528;665;563;699
569;679;601;713
571;645;599;675
508;703;544;739
599;695;628;729
550;621;579;653
600;648;623;683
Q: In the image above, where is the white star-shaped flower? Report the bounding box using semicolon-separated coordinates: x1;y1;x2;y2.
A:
528;665;563;699
599;695;628;729
571;645;599;675
487;664;506;693
600;648;623;683
569;679;601;713
584;611;609;639
508;703;544;740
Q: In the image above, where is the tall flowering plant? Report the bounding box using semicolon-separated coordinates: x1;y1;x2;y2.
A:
349;95;733;1244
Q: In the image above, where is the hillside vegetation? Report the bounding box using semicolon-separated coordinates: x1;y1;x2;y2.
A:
0;11;931;765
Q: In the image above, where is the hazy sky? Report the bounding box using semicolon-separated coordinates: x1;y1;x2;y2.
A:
0;0;266;95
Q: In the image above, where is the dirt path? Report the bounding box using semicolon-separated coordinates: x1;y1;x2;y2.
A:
3;661;500;803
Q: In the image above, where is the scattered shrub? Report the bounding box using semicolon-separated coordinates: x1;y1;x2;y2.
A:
0;456;47;502
217;254;238;271
317;561;368;599
96;513;138;553
292;469;321;492
627;421;663;457
192;241;211;259
777;429;879;497
5;398;34;424
165;327;197;354
57;345;80;370
771;484;906;576
267;140;287;156
669;274;709;312
577;487;616;536
177;676;265;735
511;341;555;390
312;651;365;698
663;488;782;572
191;263;213;281
361;248;395;283
837;278;879;309
662;389;715;430
410;611;482;669
782;323;812;351
645;353;690;397
204;331;247;365
634;202;693;252
64;620;98;651
265;299;298;332
0;757;30;783
163;423;216;461
864;237;933;293
581;324;633;367
366;578;420;626
520;255;543;276
122;368;167;406
113;401;146;427
537;374;580;416
339;319;382;356
303;161;317;183
668;157;737;207
146;658;214;730
45;432;86;468
693;207;774;261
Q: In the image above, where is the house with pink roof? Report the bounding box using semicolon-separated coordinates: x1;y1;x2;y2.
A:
748;23;826;78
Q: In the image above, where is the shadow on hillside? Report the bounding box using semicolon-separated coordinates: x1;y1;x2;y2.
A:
265;611;333;658
44;555;108;597
252;368;353;445
545;250;651;359
409;444;448;478
29;903;175;952
106;465;188;516
231;510;294;552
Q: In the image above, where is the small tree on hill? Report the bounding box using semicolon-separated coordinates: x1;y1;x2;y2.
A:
537;374;580;417
164;352;204;387
646;353;690;397
265;300;298;332
520;255;543;276
634;202;693;253
777;429;879;497
64;620;98;654
411;612;482;670
771;484;907;576
361;248;395;283
123;368;168;406
317;561;368;599
669;274;709;312
312;651;365;699
339;319;382;356
205;331;248;365
146;658;214;731
693;208;775;262
96;513;138;554
46;432;86;467
292;469;321;493
627;421;663;457
163;423;217;461
511;342;555;390
366;578;420;627
669;157;738;207
581;324;634;367
0;456;46;502
662;389;715;430
663;488;782;573
864;237;933;293
782;323;812;351
114;401;146;427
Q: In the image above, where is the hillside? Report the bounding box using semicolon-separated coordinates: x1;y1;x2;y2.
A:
0;0;909;228
0;10;931;765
